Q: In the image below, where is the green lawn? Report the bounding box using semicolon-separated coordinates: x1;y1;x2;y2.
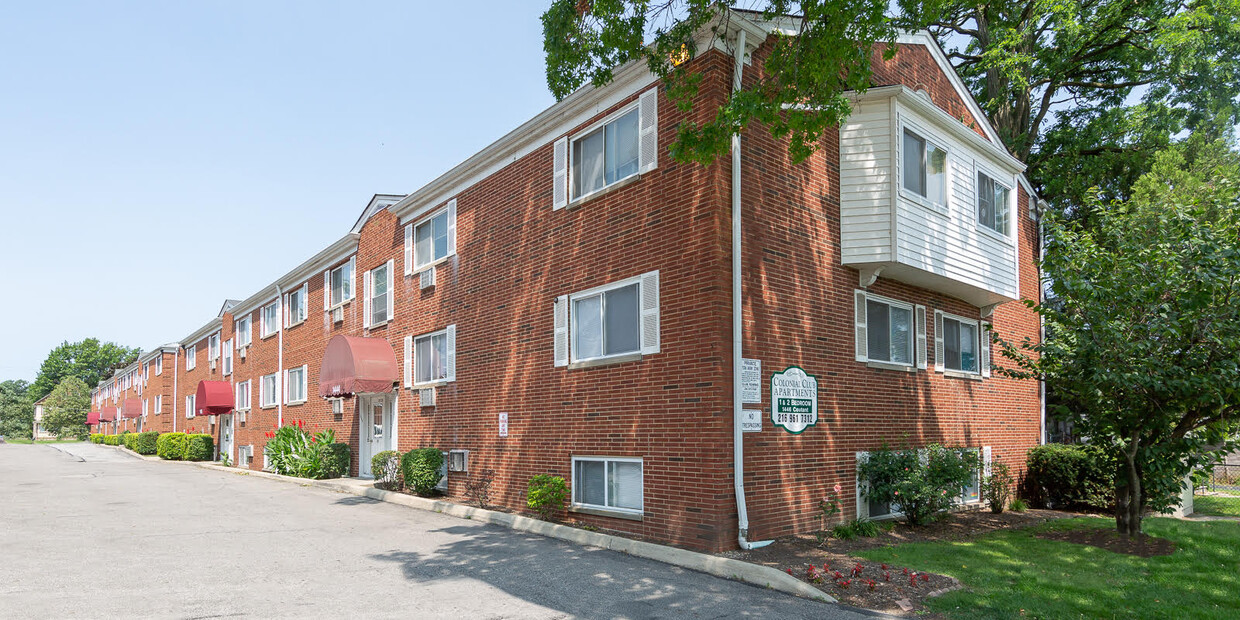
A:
1195;495;1240;518
858;517;1240;619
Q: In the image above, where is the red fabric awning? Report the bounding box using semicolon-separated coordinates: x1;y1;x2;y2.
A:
319;335;399;398
87;411;101;425
98;406;117;422
195;381;233;416
121;398;142;419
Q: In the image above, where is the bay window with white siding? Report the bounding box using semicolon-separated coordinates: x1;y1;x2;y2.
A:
572;456;643;517
554;271;660;368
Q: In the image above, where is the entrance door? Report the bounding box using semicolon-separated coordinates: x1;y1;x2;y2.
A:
359;395;391;478
219;414;234;464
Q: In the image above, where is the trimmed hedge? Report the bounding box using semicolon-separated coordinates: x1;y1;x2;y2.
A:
184;434;214;461
103;434;119;446
402;448;444;496
122;433;139;451
90;434;104;444
1025;443;1115;510
135;431;159;455
323;443;350;479
157;432;186;460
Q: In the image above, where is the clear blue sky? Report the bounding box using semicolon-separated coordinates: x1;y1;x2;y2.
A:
0;1;555;382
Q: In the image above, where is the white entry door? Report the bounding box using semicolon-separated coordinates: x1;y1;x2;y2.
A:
359;395;392;478
219;414;234;463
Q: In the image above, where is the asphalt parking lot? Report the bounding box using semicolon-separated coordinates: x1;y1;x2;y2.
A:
0;442;875;619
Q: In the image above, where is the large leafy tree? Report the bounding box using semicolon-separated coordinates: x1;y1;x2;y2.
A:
30;339;139;401
999;134;1240;536
542;1;1240;215
0;380;32;440
41;377;91;439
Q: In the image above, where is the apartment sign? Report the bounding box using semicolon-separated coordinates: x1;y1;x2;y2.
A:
741;358;762;403
770;366;818;434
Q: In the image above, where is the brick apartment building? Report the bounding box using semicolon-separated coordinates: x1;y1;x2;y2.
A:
87;11;1043;552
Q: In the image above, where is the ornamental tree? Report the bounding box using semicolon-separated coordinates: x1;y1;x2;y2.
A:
41;376;91;439
30;338;139;401
997;134;1240;535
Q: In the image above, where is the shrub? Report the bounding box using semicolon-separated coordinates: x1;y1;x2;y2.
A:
323;442;350;479
157;433;186;460
980;459;1016;514
184;434;214;461
402;448;444;496
1025;443;1115;510
103;434;119;446
526;474;568;521
135;431;159;455
90;434;103;444
1009;497;1029;512
122;433;139;451
264;422;341;479
372;450;403;490
857;443;977;526
831;518;882;540
465;468;497;508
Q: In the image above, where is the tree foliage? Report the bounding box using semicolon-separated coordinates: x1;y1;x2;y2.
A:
541;1;1240;215
42;376;91;439
998;134;1240;535
0;379;32;439
31;338;139;401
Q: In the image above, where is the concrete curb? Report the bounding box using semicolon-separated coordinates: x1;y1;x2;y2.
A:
165;458;836;604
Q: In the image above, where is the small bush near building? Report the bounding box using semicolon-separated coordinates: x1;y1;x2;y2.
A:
1025;443;1115;511
90;434;103;444
323;442;350;479
264;422;349;479
857;444;977;526
103;435;119;446
402;448;444;496
122;433;139;451
981;459;1016;514
135;431;159;455
372;450;402;489
157;432;186;460
526;474;568;521
184;434;214;461
465;468;497;508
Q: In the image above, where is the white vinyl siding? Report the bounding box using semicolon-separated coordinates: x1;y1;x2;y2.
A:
285;365;307;405
413;325;456;386
260;373;279;408
185;345;197;371
556;272;659;367
572;456;643;515
261;300;280;337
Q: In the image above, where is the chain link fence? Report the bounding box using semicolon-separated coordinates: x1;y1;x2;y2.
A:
1194;464;1240;517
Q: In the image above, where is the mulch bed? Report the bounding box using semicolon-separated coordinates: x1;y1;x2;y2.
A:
720;508;1075;617
1035;528;1175;557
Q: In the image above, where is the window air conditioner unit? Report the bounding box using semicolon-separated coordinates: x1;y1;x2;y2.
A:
420;268;435;290
240;445;253;467
448;449;468;473
419;387;436;407
209;358;217;372
238;346;247;360
238;409;247;424
208;416;215;427
332;306;344;323
330;398;344;415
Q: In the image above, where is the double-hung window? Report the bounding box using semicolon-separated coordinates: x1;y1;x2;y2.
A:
329;262;354;308
285;365;307;404
260;373;279;408
186;394;196;418
154;355;162;376
369;263;391;325
208;334;220;363
414;209;451;269
555;272;659;367
186;345;197;371
940;314;980;374
977;171;1011;236
902;128;947;207
142;399;148;417
236;316;252;348
223;339;234;375
261;299;280;337
414;329;450;385
155;395;163;414
572;107;639;199
235;380;251;412
572;456;643;515
866;297;914;366
961;448;982;503
286;287;306;327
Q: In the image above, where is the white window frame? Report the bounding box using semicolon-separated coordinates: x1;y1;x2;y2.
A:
961;447;983;504
412;205;455;271
261;299;281;338
367;261;393;327
142;399;148;417
569;102;641;203
569;275;643;364
898;121;951;215
154;355;162;376
855;451;905;521
222;338;233;375
976;166;1014;240
236;316;252;348
285;365;308;405
185;345;197;371
259;373;279;409
328;261;355;309
939;311;982;375
208;333;220;362
285;285;307;328
235;380;251;412
570;455;644;516
858;290;917;367
412;327;455;387
185;394;195;418
154;395;163;414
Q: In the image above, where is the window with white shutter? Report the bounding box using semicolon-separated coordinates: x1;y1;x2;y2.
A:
412;326;455;386
403;335;413;388
261;299;280;337
260;373;278;408
186;345;197;371
570;106;640;201
854;290;914;367
236;316;252;348
561;271;659;366
553;137;568;210
328;260;355;308
638;87;658;173
413;203;456;271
